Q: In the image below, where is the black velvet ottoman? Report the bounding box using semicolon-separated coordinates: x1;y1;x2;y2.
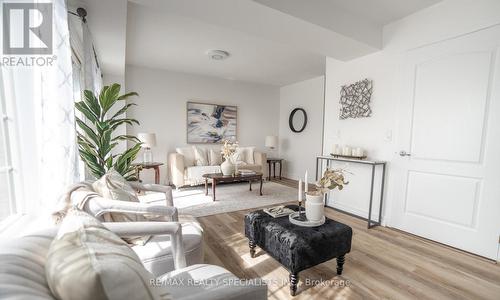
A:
244;205;353;296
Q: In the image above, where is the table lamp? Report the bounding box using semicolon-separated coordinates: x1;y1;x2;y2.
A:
265;135;278;150
138;133;157;163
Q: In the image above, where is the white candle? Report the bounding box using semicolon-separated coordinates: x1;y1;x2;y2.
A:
305;171;308;193
342;146;351;156
298;179;302;202
333;144;341;155
354;147;364;157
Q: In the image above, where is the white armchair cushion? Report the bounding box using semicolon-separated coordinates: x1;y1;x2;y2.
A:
133;215;204;276
0;229;55;299
45;209;170;300
192;146;209;166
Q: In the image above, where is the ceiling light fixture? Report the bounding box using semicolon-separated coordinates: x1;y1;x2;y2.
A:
206;49;230;61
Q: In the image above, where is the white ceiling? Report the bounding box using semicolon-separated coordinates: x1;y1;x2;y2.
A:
82;0;443;86
255;0;442;26
125;3;325;86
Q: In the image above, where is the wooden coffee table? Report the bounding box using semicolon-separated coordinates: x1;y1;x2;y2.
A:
202;172;263;201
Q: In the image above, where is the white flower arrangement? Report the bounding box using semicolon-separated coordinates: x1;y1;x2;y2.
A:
221;140;239;160
309;168;349;195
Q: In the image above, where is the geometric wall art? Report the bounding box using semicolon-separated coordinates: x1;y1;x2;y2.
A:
187;101;237;143
339;78;373;119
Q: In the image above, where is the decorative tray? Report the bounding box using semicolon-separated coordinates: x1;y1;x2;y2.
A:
329;153;367;160
289;212;325;227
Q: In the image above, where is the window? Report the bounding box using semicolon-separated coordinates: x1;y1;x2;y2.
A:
0;72;16;221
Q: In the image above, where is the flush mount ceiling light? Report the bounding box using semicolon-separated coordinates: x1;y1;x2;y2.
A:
206;50;230;60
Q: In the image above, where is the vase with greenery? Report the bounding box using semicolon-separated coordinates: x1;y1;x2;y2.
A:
75;83;141;181
305;168;349;221
220;140;238;175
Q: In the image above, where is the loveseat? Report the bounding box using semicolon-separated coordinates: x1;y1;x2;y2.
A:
169;146;266;188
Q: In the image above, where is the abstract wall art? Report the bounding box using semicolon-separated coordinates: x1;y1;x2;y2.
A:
339;78;373;119
186;102;237;143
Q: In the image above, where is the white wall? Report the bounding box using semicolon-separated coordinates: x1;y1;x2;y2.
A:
323;0;500;224
125;65;280;183
279;76;324;182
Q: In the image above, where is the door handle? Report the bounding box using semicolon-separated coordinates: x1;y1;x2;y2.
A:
399;150;411;157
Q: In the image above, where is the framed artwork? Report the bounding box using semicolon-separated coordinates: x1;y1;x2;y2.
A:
186;101;237;144
339;78;373;119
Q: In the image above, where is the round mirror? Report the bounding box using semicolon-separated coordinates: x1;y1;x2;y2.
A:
289;108;307;133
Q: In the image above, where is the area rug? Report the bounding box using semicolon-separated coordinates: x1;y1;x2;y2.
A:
172;181;297;217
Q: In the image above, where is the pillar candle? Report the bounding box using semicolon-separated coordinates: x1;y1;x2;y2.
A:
305;171;308;193
342;146;351;156
298;179;302;202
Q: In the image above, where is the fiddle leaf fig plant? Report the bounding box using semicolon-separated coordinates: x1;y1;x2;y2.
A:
75;83;141;180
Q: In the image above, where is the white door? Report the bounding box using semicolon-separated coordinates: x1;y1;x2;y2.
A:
391;26;500;259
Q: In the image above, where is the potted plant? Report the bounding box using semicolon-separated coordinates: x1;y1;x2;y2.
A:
305;168;349;221
220;140;238;175
75;83;142;180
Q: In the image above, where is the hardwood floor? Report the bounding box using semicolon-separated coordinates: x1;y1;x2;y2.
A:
198;179;500;300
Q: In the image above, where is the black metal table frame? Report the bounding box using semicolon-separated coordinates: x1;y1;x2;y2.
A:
315;156;386;229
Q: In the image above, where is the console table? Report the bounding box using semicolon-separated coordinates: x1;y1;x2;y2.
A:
315;155;386;229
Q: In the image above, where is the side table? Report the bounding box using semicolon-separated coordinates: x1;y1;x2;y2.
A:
133;162;164;184
266;158;283;180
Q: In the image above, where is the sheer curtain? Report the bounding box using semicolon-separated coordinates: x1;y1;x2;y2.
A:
36;0;79;207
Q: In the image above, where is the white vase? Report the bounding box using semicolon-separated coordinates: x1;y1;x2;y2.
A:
305;193;324;222
220;159;235;176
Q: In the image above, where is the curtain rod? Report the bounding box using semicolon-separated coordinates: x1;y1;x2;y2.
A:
68;7;87;23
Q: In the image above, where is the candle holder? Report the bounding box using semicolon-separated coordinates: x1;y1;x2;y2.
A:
297;199;307;221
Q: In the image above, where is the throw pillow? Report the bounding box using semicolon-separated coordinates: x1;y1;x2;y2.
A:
244;146;255;164
92;170;149;245
230;148;248;166
192;146;209;166
209;149;222;166
176;147;195;167
46;209;171;300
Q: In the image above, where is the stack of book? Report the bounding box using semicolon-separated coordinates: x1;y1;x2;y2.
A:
263;205;294;218
238;169;256;175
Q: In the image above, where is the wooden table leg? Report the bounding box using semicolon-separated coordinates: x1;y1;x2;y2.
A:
212;179;216;201
290;272;298;296
249;180;252;191
249;240;256;258
268;161;271;180
259;177;263;196
337;255;345;275
279;161;282;180
273;162;276;179
154;166;160;184
205;178;208;196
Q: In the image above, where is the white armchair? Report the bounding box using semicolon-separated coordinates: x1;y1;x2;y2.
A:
0;219;267;300
73;182;204;276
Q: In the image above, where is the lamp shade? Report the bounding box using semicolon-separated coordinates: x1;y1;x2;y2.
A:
138;133;157;148
265;135;278;149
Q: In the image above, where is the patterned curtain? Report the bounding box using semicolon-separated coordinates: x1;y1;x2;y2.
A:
36;0;79;205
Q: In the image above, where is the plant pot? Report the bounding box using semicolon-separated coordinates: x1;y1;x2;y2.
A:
305;193;324;222
220;159;235;176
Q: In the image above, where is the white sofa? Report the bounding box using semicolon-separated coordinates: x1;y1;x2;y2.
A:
169;146;267;188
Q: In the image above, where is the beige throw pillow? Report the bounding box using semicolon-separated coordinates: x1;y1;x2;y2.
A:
209;149;222;166
92;170;149;245
46;209;171;300
230;148;248;166
192;146;209;166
